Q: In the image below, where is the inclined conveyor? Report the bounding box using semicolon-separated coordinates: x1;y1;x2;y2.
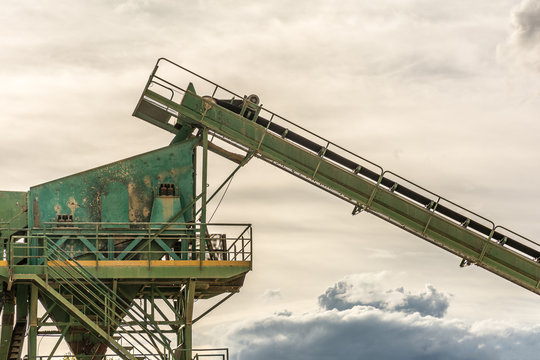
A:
133;57;540;295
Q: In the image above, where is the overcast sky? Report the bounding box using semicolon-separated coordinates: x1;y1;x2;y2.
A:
2;0;540;358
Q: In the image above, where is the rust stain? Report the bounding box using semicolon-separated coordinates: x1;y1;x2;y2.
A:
143;175;151;187
33;195;41;227
128;182;144;222
67;197;79;215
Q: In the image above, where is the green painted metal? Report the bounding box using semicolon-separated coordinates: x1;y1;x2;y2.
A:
0;291;14;360
22;274;137;360
182;281;196;360
28;140;196;228
133;58;540;297
28;285;38;360
35;253;161;357
0;138;202;359
0;191;27;228
1;117;252;359
0;191;27;260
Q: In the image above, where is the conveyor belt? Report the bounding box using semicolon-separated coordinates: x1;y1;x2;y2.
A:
215;99;540;260
133;58;540;296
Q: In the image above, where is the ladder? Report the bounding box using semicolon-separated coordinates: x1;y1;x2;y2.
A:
133;58;540;296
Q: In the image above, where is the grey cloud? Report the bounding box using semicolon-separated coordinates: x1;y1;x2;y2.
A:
225;310;540;360
511;0;540;44
318;274;450;318
318;276;386;311
275;310;292;317
394;285;450;318
261;289;282;302
218;274;540;360
499;0;540;71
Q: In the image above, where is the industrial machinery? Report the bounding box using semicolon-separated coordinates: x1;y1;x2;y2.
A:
1;57;540;359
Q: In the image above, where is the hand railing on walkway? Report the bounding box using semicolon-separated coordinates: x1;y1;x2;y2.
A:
6;222;252;268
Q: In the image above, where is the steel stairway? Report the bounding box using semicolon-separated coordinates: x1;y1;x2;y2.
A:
27;237;173;360
133;58;540;297
7;321;26;360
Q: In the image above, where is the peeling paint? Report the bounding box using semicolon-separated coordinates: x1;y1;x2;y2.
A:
67;197;79;215
143;176;151;187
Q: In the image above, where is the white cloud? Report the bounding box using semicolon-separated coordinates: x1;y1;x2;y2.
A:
216;274;540;360
318;273;451;318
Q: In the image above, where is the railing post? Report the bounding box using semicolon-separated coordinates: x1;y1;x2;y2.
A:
44;238;49;284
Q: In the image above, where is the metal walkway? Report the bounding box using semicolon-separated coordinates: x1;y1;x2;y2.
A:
133;57;540;296
0;221;252;360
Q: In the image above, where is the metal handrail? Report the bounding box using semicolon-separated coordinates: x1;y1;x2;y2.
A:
27;222;253;262
142;58;539;261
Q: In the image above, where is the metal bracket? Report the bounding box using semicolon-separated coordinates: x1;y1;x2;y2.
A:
459;258;473;267
352;205;365;216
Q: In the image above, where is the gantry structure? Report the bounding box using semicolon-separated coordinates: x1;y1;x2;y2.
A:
1;58;540;360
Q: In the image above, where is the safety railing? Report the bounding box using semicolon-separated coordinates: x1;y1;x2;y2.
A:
175;348;229;360
140;58;384;184
6;222;252;266
136;57;540;264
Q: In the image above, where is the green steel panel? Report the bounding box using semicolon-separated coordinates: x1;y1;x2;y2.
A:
26;140;197;264
12;263;250;280
0;191;28;243
29;140;196;227
101;181;129;225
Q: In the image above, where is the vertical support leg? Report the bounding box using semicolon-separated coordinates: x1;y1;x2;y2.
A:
183;280;196;360
0;291;14;360
15;285;28;323
200;128;208;262
28;285;38;360
174;299;181;346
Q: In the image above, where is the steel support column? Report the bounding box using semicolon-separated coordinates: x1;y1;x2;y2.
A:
182;281;196;360
200;128;208;261
0;290;14;360
28;284;38;360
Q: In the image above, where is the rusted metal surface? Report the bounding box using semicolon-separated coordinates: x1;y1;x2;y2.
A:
29;140;197;228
